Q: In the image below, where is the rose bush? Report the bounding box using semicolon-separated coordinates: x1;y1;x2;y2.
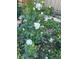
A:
17;0;61;59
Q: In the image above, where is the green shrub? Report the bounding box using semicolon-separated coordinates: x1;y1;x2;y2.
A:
17;0;61;59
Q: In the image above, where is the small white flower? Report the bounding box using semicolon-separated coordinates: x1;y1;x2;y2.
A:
26;39;32;45
48;49;51;52
34;22;40;29
48;5;52;8
44;15;53;21
22;28;25;31
33;7;35;10
53;17;61;22
45;56;48;59
41;12;43;15
36;3;42;10
41;32;43;34
49;38;54;43
41;1;45;4
44;15;49;21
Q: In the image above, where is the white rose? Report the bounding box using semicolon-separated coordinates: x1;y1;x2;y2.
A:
44;15;49;21
36;3;42;10
34;22;40;29
26;39;32;45
44;15;53;21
